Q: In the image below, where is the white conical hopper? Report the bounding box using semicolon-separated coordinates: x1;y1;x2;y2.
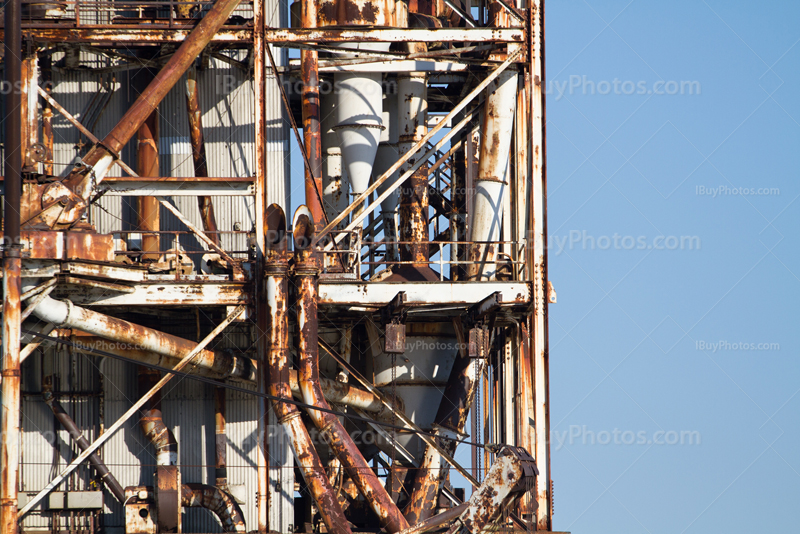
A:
334;72;385;196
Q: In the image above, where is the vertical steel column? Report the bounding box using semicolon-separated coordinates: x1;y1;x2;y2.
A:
301;0;324;231
529;0;551;528
1;0;23;531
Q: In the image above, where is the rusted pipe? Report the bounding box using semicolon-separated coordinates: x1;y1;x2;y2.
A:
264;207;351;534
127;485;246;533
42;389;126;503
302;0;325;231
1;0;22;531
68;335;394;414
293;212;409;534
397;73;429;267
405;331;482;524
138;367;179;467
185;68;221;247
181;483;246;532
51;0;245;225
214;386;228;487
30;297;256;383
136;96;161;261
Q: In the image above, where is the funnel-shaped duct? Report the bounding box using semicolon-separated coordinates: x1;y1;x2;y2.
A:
334;72;384;196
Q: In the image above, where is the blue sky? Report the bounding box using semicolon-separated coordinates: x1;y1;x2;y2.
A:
545;1;799;532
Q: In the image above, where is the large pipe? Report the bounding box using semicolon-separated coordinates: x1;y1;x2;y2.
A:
1;0;23;531
397;74;429;266
42;390;126;503
52;0;244;223
181;484;245;532
30;298;256;382
404;334;482;524
301;0;325;231
136;95;161;261
138;367;178;467
466;68;518;281
138;366;181;532
293;212;409;534
263;218;352;534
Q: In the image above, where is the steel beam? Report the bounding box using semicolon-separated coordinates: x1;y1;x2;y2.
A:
14;27;524;44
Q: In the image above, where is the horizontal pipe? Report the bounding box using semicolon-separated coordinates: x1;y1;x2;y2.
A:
69;335;393;414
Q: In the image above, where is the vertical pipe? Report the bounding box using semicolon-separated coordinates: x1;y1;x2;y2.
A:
264;213;351;534
136;97;160;261
186;68;221;247
301;0;324;231
214;387;227;487
397;74;429;266
294;214;409;534
1;0;22;531
465;68;517;281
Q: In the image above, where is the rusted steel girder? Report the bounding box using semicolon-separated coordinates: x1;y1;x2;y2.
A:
302;0;325;231
42;389;126;503
293;213;409;534
11;27;524;45
405;321;482;525
33;0;244;228
1;0;22;532
264;209;352;534
185;68;221;247
445;447;537;534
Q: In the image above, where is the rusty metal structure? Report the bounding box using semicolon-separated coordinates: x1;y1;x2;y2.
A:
0;0;553;532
